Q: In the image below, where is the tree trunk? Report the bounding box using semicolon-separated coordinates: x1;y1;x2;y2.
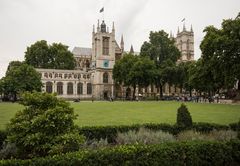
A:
132;85;136;100
189;87;192;97
160;84;163;99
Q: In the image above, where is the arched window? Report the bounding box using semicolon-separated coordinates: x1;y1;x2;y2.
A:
103;72;108;83
77;82;83;95
87;83;92;94
67;82;73;95
57;82;63;95
46;82;53;93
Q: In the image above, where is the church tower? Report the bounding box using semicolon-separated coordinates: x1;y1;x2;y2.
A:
91;20;116;99
175;24;194;62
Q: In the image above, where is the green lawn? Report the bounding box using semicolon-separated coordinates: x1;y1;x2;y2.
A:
0;101;240;129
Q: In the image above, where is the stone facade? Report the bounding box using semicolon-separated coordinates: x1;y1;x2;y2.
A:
37;20;194;100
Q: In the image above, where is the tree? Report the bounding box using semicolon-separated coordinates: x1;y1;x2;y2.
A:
1;62;42;101
140;30;181;98
200;13;240;96
130;56;156;99
25;40;76;70
176;103;192;127
175;61;195;96
6;92;85;158
113;54;156;99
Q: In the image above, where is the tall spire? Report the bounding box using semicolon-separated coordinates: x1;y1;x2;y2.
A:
120;34;124;51
112;22;115;33
190;24;193;32
130;45;134;54
97;19;100;32
93;24;95;33
177;26;180;34
183;23;186;31
170;31;173;38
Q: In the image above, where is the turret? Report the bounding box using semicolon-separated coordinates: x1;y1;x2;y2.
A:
101;20;106;33
120;35;124;52
130;45;134;54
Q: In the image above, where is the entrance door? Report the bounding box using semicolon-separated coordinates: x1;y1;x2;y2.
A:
104;91;108;100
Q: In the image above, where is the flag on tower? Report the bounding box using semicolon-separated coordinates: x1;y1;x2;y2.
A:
100;7;104;13
181;18;185;22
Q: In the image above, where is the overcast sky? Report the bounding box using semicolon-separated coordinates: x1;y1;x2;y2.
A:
0;0;239;78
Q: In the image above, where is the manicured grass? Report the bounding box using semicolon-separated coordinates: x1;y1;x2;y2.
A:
0;101;240;129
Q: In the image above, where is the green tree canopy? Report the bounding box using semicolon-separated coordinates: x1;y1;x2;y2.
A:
140;30;181;97
1;62;42;101
200;13;240;93
113;53;156;99
25;40;76;70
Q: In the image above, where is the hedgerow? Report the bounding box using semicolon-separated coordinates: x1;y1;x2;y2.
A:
0;140;239;166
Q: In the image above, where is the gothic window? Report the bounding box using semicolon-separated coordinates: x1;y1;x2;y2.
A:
87;83;92;94
77;82;83;95
67;82;73;95
46;82;53;93
102;37;109;55
103;72;108;83
57;82;63;95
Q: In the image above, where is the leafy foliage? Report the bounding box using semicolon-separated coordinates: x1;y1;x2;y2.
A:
25;40;76;69
116;127;175;145
1;141;240;165
199;13;240;94
6;92;85;158
0;63;42;101
176;104;193;127
113;53;156;99
140;30;181;97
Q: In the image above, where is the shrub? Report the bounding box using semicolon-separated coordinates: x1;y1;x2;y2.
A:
0;130;7;149
177;130;207;141
83;138;109;150
207;130;238;141
0;143;17;159
0;140;239;166
6;92;85;159
116;128;175;145
176;103;192;127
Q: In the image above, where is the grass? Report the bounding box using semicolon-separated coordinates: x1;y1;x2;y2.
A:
0;101;240;129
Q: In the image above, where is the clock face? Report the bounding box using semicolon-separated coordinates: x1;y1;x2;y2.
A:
103;60;109;68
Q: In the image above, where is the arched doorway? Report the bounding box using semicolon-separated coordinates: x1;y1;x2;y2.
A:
103;91;109;100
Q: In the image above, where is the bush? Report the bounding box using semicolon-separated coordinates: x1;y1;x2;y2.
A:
176;103;192;127
0;130;7;149
6;92;85;159
116;128;175;145
78;122;237;144
0;140;239;166
177;129;238;142
0;143;17;159
207;130;238;141
83;138;109;150
177;130;207;141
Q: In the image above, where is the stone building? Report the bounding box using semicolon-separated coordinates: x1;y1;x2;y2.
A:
37;20;194;100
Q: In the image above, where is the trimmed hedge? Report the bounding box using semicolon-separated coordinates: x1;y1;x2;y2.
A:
79;122;234;143
0;122;237;146
1;140;240;166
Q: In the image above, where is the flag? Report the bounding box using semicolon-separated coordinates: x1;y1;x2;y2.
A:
181;18;185;22
100;7;104;13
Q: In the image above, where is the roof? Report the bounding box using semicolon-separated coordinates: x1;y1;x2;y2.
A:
72;47;92;56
